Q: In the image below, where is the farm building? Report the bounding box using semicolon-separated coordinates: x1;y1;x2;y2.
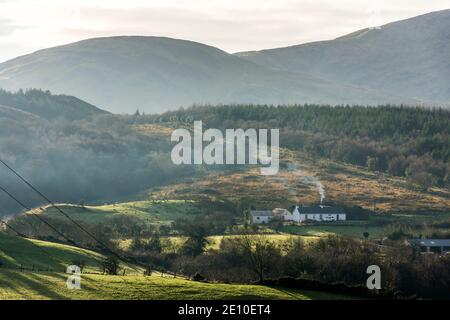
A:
272;208;291;218
249;210;274;224
292;205;347;222
288;205;346;222
409;239;450;254
249;206;346;224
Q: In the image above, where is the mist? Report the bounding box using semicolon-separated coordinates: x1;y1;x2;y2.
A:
0;113;195;216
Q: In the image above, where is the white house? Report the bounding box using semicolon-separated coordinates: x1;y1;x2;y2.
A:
285;205;346;223
249;210;274;224
249;206;346;224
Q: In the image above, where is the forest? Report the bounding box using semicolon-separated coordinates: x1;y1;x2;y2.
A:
1;91;448;216
141;104;450;189
0;90;196;215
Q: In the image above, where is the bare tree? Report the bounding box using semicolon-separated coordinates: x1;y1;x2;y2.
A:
238;234;281;282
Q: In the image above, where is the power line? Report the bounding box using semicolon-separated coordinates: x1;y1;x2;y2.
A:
0;182;138;269
0;183;151;297
0;217;66;268
0;155;161;296
0;159;154;279
0;184;79;248
0;158;135;265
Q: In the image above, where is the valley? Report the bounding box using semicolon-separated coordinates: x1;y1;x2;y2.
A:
0;8;449;301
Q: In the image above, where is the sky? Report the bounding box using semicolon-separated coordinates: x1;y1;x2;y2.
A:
0;0;449;62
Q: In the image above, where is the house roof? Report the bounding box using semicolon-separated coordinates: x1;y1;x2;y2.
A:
295;205;345;214
273;208;289;215
410;239;450;247
250;210;273;217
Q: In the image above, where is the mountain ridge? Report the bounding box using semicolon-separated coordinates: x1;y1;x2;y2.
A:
1;10;449;113
0;36;419;114
235;9;450;106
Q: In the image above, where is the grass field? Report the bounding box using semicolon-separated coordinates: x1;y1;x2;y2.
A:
0;233;351;300
27;200;204;226
280;223;385;238
0;232;106;273
118;234;320;252
0;270;353;300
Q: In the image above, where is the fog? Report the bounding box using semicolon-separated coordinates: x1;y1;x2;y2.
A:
0;113;194;216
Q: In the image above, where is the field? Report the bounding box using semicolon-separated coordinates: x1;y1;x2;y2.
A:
0;233;350;300
27;200;206;226
118;234;320;252
0;232;106;273
0;270;353;300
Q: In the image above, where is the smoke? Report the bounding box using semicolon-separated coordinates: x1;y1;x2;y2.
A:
285;162;326;205
299;175;326;205
316;181;325;205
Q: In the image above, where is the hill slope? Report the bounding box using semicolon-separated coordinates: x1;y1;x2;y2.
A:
0;36;415;114
0;269;348;300
0;232;105;272
236;10;450;105
0;233;345;300
0;89;107;120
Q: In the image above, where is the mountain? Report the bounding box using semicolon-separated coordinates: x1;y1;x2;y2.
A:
0;89;108;120
0;36;415;114
236;10;450;106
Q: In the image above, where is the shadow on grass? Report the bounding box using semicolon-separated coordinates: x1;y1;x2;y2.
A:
0;270;66;299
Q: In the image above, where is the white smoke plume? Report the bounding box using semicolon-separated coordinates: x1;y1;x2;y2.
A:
285;162;326;205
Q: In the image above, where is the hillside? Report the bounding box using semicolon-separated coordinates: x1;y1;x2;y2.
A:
25;200;212;226
0;104;43;124
0;91;178;216
0;36;415;114
146;150;450;215
0;232;106;272
12;149;450;240
0;233;346;300
9;103;449;239
0;269;348;300
236;9;450;106
0;89;107;120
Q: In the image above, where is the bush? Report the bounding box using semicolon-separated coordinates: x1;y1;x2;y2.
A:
101;257;120;275
192;272;206;282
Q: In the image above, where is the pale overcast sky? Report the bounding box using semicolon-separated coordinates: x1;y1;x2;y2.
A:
0;0;449;62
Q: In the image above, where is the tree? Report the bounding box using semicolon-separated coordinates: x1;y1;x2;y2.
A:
101;257;120;275
147;232;162;253
144;265;153;276
175;218;210;257
238;234;281;282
